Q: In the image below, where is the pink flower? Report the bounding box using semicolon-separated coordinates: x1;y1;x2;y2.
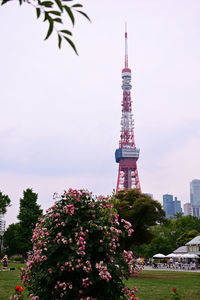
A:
60;266;65;271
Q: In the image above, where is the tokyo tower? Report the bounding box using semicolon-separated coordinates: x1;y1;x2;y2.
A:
115;27;141;193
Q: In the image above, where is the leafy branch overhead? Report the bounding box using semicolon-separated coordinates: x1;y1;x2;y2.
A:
1;0;90;52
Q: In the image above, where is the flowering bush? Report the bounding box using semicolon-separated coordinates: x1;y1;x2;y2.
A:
21;189;139;300
10;285;24;299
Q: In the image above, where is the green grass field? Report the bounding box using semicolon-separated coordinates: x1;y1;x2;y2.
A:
0;263;26;300
1;263;200;300
126;270;200;300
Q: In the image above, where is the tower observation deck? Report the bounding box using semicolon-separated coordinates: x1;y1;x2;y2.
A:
115;27;141;192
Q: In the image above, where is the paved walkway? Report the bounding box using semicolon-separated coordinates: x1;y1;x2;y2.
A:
143;265;200;272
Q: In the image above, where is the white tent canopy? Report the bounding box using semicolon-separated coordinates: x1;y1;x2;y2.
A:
153;253;166;258
181;253;199;258
172;253;182;258
166;253;179;258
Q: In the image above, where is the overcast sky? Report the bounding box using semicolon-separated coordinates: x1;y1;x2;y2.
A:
0;0;200;226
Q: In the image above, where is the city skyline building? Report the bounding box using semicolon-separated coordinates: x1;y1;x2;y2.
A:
0;217;5;232
163;194;182;218
184;203;192;216
174;196;182;214
190;179;200;218
115;26;141;193
0;214;6;251
163;194;174;218
190;179;200;206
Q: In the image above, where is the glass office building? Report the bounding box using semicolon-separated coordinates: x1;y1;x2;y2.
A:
190;179;200;218
163;194;182;218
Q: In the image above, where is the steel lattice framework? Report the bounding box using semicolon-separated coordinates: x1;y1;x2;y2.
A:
115;27;141;193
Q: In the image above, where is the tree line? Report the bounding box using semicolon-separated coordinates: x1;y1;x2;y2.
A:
1;188;200;258
2;189;42;257
133;214;200;258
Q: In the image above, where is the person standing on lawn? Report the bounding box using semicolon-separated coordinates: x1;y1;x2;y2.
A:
170;257;173;268
2;254;8;269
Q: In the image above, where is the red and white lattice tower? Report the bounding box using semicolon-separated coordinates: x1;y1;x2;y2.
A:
115;26;141;193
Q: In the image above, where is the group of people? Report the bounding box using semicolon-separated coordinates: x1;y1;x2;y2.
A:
151;257;198;270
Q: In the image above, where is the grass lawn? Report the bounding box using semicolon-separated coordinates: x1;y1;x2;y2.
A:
1;263;200;299
126;270;200;300
0;263;27;300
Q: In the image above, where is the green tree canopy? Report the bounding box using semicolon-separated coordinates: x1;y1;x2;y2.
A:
173;212;184;219
3;223;21;256
138;215;200;258
114;189;166;248
140;235;173;258
17;188;42;256
176;215;200;233
0;191;11;214
176;229;200;248
164;216;200;249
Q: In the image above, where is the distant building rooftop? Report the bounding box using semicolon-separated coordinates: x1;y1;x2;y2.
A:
173;246;187;254
186;235;200;245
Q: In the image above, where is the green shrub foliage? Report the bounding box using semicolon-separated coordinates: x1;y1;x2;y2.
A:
21;189;138;300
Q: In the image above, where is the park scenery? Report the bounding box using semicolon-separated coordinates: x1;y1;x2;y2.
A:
1;0;200;300
1;188;200;299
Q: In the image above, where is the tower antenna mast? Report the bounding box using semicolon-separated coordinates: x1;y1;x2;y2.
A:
125;22;128;68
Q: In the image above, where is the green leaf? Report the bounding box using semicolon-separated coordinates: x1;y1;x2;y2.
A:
76;10;91;22
1;0;10;5
63;36;78;55
55;0;63;11
40;1;53;7
64;5;75;26
53;18;62;23
36;8;41;19
48;10;61;16
60;29;72;36
58;35;62;49
44;19;54;40
44;11;50;21
72;4;83;8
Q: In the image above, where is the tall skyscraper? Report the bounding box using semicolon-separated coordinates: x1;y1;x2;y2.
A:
163;194;174;218
190;179;200;206
163;194;182;218
174;197;182;214
115;26;141;192
190;179;200;218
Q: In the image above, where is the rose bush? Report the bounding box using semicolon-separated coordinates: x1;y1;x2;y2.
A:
21;189;139;300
